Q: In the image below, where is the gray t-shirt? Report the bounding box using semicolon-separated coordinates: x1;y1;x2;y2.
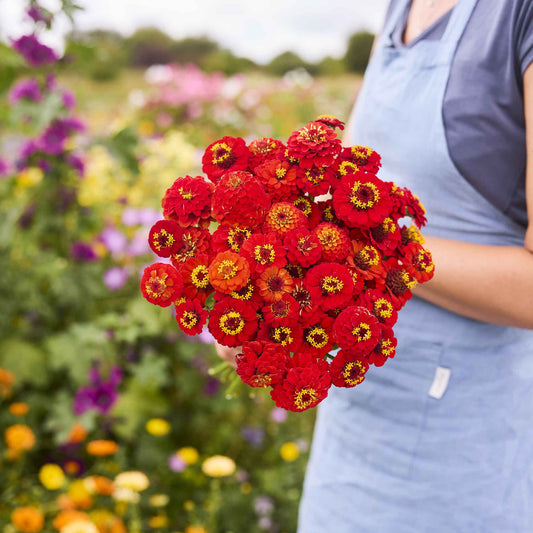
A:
386;0;533;227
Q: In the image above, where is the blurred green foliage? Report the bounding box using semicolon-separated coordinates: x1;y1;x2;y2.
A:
344;30;375;73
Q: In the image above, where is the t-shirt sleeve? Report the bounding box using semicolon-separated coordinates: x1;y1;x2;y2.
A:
516;0;533;75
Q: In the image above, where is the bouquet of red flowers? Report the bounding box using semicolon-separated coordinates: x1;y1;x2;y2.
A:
140;115;435;412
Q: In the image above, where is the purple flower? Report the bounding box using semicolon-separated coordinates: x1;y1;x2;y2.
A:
104;267;129;290
73;364;123;415
8;78;42;105
62;90;76;110
128;230;150;257
241;426;264;447
11;34;58;67
121;207;141;227
73;386;94;415
26;6;52;25
270;407;288;424
203;377;220;396
0;158;11;177
258;517;273;531
40;117;85;156
66;153;85;175
168;454;187;472
71;242;98;262
138;208;161;227
254;496;274;516
100;227;127;255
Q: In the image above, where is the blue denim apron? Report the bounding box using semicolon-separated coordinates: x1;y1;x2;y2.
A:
298;1;533;531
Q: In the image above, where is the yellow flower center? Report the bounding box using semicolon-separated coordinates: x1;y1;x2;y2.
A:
272;326;293;346
254;244;275;265
275;167;287;179
180;311;198;328
374;298;393;318
191;265;210;288
218;260;238;279
349;181;380;210
352;322;371;342
179;187;195;200
306;327;328;349
321;276;343;294
343;360;366;386
211;142;232;164
294;387;318;410
219;312;245;335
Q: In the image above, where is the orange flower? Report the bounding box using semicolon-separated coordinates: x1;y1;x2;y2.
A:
67;422;88;444
263;202;308;237
11;507;44;532
9;402;29;415
86;439;118;456
52;509;91;530
0;367;16;398
208;251;250;294
5;424;35;452
84;475;115;496
257;267;294;302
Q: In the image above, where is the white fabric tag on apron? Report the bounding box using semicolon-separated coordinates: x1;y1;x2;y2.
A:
428;366;451;399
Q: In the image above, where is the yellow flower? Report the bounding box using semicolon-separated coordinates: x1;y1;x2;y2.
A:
145;418;171;436
176;446;199;465
11;506;44;532
185;527;207;533
280;442;300;462
60;520;99;533
148;515;168;528
149;494;169;507
114;471;149;492
9;402;29;415
39;463;66;490
201;455;236;478
68;480;93;510
5;424;35;452
112;487;140;503
138;119;155;137
17;167;43;188
183;500;195;512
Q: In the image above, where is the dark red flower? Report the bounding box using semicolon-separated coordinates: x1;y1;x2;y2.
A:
333;306;382;356
262;293;300;325
284;228;322;268
212;171;271;229
291;280;321;322
202;136;249;183
148;220;182;257
312;222;351;262
270;353;331;412
357;289;397;327
240;232;287;274
315;114;345;130
340;145;381;173
287;121;342;169
208;298;258;347
300;314;335;357
258;320;303;352
141;263;183;307
212;225;251;254
236;341;289;387
162;175;213;228
304;263;354;311
169;227;211;267
296;165;335;196
329;350;369;388
368;327;397;366
376;258;418;310
317;198;344;226
366;217;401;254
248;137;285;171
333;171;392;229
175;299;208;335
293;196;322;229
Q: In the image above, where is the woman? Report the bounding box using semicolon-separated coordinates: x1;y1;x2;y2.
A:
218;0;533;530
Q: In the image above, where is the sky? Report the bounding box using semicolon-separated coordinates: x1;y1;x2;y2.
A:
0;0;389;63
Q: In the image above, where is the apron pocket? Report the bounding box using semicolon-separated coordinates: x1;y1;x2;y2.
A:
327;338;444;479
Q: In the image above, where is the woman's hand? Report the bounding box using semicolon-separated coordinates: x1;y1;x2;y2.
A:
214;341;241;368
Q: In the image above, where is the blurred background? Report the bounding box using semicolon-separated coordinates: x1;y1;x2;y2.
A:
0;1;386;532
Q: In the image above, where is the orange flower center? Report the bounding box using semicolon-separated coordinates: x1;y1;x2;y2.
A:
217;260;238;279
146;272;169;299
251;374;272;387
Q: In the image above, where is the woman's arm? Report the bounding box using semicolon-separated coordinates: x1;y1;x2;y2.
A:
413;64;533;330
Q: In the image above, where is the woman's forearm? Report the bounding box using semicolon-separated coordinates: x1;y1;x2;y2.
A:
414;235;533;329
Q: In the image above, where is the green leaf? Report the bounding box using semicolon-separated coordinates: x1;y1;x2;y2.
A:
0;338;48;386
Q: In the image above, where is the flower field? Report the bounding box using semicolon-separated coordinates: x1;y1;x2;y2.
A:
0;5;363;533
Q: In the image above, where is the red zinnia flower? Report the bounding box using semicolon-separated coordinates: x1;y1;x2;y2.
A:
335;159;360;180
293;196;322;229
300;314;335;357
312;222;350;262
291;280;321;322
390;184;427;228
254;159;299;202
315;114;345;130
240;232;287;274
376;258;418;310
175;299;208;335
248;137;285;171
341;145;381;174
180;254;213;305
202;136;249;183
208;298;257;347
270;353;331;412
169;227;211;267
399;224;426;250
263;202;308;237
161;175;213;228
329;350;369;388
357;288;398;327
304;263;354;311
284;228;322;268
258;320;303;352
317;198;344;226
333;171;392;229
212;225;251;254
402;243;435;283
287;121;342;169
347;240;384;281
212;171;270;229
221;279;264;309
368;327;397;367
148;220;182;257
296;165;335;196
208;251;250;294
257;266;294;302
367;217;401;255
333;305;382;356
141;263;183;307
262;293;300;325
236;341;289;387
